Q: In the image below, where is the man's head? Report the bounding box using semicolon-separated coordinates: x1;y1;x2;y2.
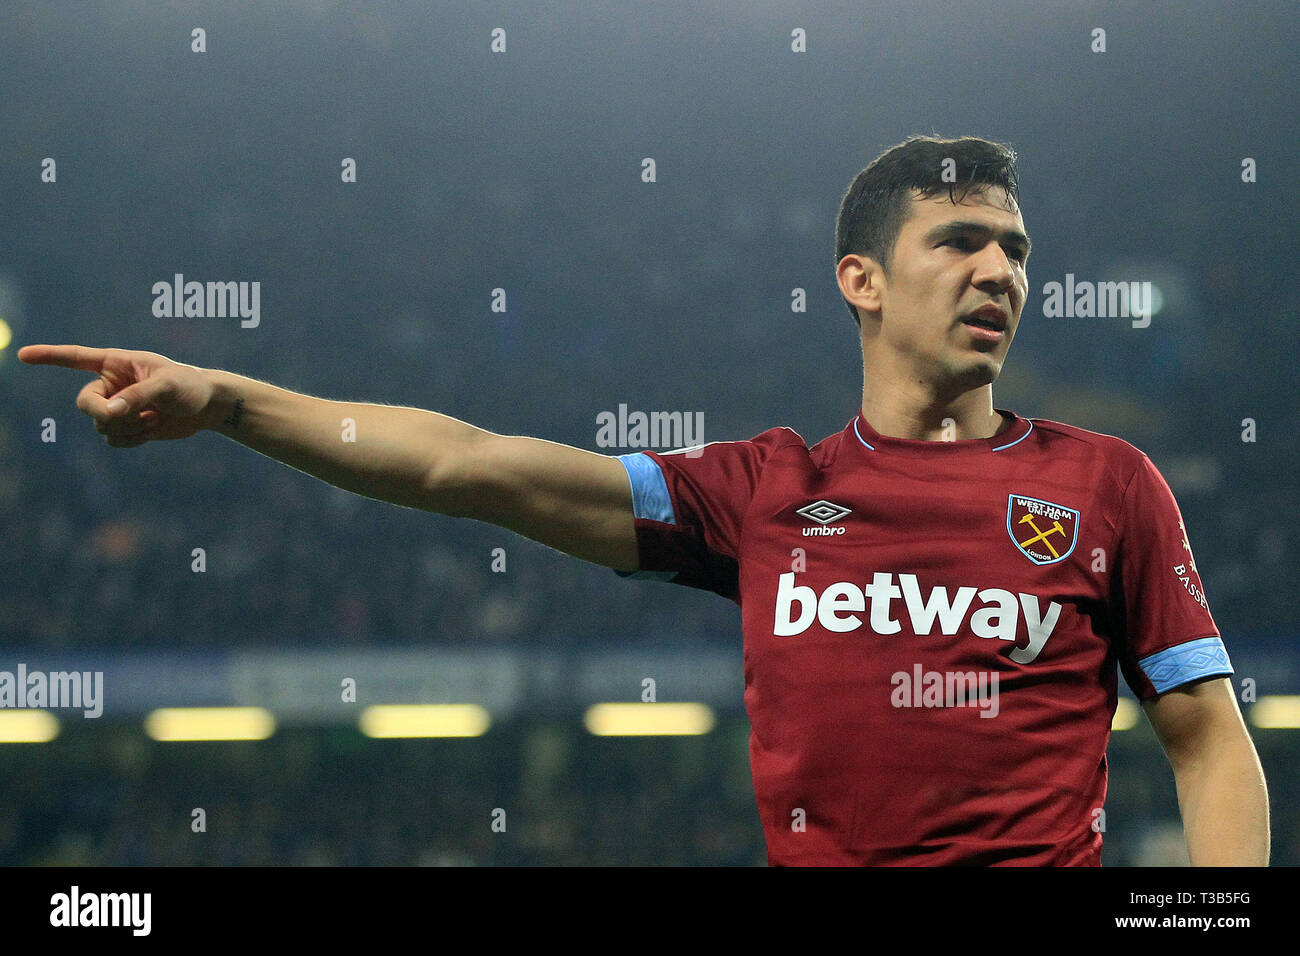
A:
834;135;1029;397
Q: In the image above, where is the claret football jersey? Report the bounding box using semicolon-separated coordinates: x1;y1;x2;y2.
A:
613;408;1231;865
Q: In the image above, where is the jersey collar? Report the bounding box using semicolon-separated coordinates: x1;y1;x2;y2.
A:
850;408;1033;456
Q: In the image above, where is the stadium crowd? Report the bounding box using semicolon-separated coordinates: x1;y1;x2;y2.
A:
6;720;1295;866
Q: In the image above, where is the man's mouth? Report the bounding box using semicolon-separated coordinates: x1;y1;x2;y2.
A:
962;305;1008;332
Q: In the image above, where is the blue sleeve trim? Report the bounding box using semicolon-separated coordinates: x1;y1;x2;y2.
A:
617;453;675;525
612;454;677;582
1139;636;1233;694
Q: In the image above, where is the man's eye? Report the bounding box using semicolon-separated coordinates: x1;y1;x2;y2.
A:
941;237;1026;263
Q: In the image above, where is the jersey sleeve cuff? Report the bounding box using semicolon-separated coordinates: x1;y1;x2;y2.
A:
1138;636;1233;695
612;453;678;581
617;452;675;524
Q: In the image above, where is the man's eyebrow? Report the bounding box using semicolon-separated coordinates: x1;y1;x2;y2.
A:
925;220;1032;255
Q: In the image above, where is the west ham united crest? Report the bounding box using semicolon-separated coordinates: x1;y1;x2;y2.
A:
1007;494;1079;565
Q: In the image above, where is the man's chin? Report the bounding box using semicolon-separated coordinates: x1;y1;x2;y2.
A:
943;356;1002;393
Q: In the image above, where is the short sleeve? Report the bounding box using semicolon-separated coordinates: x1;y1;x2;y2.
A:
611;427;803;602
1113;453;1231;700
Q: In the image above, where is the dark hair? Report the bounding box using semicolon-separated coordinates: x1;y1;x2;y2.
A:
834;135;1020;326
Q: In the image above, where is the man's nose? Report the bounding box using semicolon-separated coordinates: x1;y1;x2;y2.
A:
974;248;1017;296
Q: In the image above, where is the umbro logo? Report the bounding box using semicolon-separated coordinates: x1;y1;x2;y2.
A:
796;499;851;536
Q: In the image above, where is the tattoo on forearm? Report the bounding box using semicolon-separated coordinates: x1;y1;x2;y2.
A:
223;396;245;430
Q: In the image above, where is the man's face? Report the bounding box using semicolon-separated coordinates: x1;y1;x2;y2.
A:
871;186;1030;394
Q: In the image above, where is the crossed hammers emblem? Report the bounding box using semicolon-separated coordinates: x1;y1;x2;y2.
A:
1018;513;1065;558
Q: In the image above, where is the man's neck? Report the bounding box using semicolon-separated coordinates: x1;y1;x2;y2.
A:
859;381;1009;441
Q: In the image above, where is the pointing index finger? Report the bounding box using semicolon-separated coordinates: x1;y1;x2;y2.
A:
16;344;110;372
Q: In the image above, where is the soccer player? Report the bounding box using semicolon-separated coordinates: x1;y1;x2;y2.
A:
19;135;1268;866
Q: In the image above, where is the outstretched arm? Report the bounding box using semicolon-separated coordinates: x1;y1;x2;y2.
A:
18;344;640;571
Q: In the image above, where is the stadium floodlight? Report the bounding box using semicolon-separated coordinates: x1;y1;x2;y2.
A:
1248;696;1300;729
143;707;276;742
358;704;491;738
583;702;715;736
1110;698;1141;731
0;711;60;743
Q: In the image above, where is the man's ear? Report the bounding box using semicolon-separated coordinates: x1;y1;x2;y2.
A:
837;253;885;319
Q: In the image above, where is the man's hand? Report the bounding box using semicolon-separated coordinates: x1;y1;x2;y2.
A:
17;344;215;446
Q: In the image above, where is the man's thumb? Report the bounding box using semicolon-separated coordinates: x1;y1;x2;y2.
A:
105;378;168;416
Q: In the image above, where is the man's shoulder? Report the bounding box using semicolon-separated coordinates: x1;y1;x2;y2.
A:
721;424;813;458
1025;414;1149;468
755;424;809;447
650;424;809;468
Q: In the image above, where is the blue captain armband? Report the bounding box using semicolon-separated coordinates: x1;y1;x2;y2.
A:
1138;636;1233;694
